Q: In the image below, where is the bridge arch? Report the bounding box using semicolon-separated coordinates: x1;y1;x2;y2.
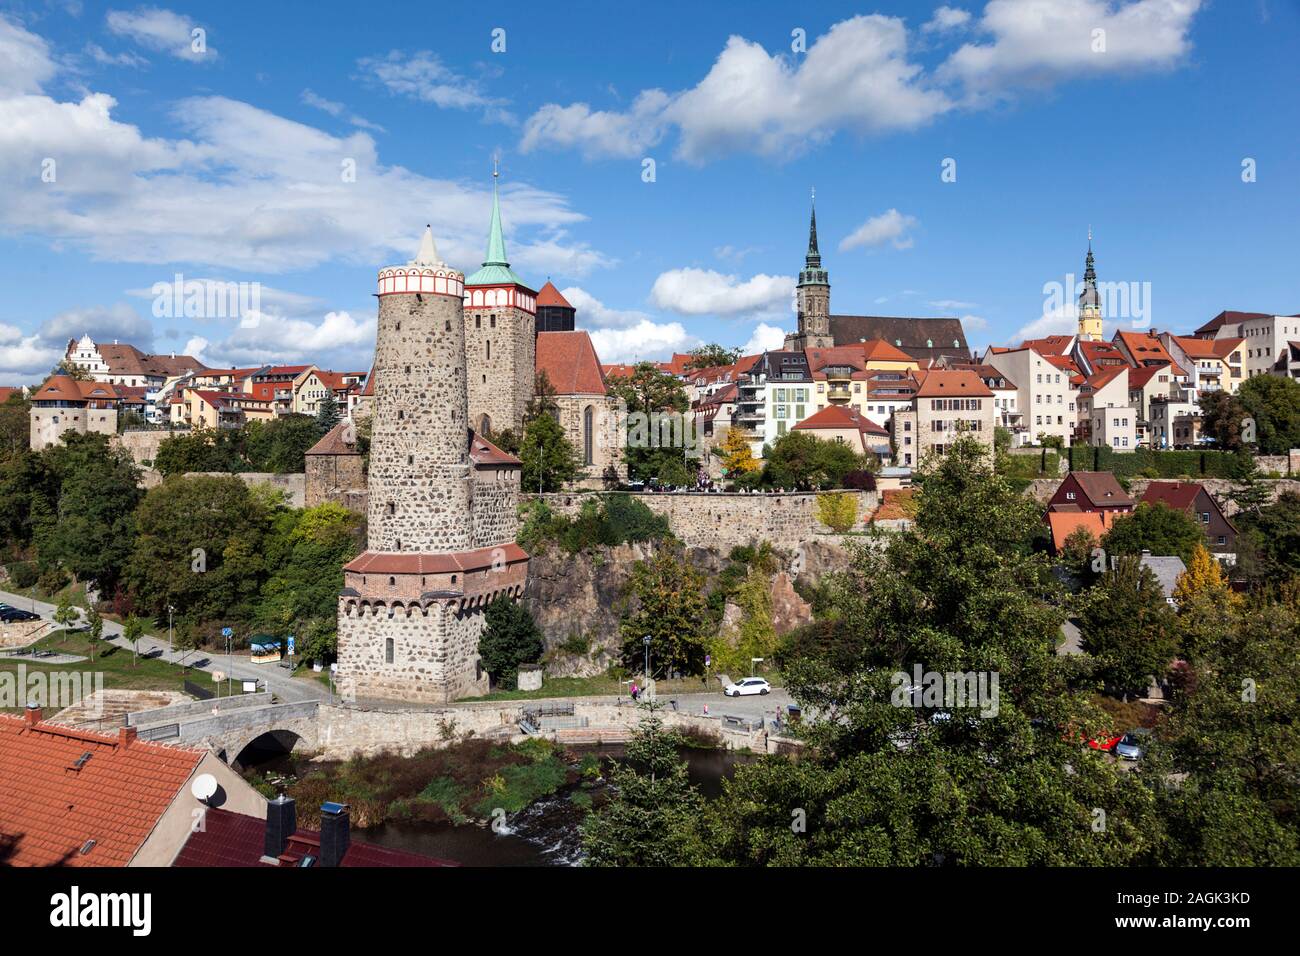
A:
222;721;320;771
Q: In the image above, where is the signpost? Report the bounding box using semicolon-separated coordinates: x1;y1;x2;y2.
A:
222;627;233;699
287;635;295;673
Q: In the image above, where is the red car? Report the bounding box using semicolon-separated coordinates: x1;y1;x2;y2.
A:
1087;733;1124;752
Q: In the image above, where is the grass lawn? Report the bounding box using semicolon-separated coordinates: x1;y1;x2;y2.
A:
0;629;241;713
462;671;782;702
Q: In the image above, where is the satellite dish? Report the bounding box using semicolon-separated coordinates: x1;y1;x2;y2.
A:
191;773;218;801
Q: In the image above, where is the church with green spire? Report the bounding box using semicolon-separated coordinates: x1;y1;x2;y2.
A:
463;164;538;437
784;192;834;351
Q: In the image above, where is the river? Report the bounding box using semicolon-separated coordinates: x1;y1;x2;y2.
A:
241;743;754;867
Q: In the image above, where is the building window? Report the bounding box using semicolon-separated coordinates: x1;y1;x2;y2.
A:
486;340;491;360
583;405;594;466
475;315;481;329
385;638;394;664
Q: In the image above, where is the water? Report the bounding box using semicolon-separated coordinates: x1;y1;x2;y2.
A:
241;742;752;867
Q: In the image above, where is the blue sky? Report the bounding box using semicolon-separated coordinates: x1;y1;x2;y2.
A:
1;0;1297;382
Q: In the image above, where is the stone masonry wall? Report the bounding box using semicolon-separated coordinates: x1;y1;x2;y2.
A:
553;393;626;487
29;405;117;451
305;451;364;508
115;429;170;467
530;489;878;550
368;289;473;553
464;303;534;437
471;467;521;547
186;472;305;508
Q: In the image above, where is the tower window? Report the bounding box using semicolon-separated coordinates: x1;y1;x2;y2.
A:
388;576;396;587
398;409;404;420
387;502;395;516
385;638;394;664
486;340;491;360
490;315;496;328
475;315;481;329
405;365;411;375
408;454;414;465
395;321;401;331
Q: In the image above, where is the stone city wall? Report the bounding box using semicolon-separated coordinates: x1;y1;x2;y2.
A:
471;468;521;548
528;490;878;551
114;429;170;468
185;472;306;508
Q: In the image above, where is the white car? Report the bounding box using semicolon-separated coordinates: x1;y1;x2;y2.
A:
724;677;771;697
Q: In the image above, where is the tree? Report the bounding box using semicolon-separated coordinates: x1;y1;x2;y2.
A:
85;605;103;661
0;392;31;459
153;429;243;476
519;411;580;492
243;415;322;473
1172;544;1237;608
581;707;711;866
684;344;741;371
1236;374;1300;455
1199;389;1249;451
39;433;142;593
620;549;711;678
718;428;760;477
123;614;145;666
53;594;79;632
478;597;545;689
605;363;690;483
1059;524;1100;575
815;491;858;532
315;390;340;433
1076;555;1179;699
762;431;862;489
703;438;1163;866
1232;491;1300;586
1101;501;1204;565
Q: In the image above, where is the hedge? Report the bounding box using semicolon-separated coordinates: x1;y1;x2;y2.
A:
1067;445;1253;479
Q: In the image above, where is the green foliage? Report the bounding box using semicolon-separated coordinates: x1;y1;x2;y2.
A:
1076;556;1179;697
605;363;691;483
1101;501;1205;565
519;411;580;492
685;344;742;370
620;549;711;677
517;495;670;554
154;416;322;476
1236;374;1300;456
37;433;142;591
1233;491;1300;586
53;593;79;629
762;430;864;489
815;491;858;532
315;390;340;433
242;415;323;473
153;429;243;477
1067;444;1252;479
581;709;711;866
478;597;545;689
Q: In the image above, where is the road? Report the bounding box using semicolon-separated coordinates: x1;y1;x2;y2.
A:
0;588;329;704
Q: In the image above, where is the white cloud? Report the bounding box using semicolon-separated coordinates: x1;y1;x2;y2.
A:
38;302;155;348
741;323;788;355
512;234;614;279
930;298;978;311
0;79;602;274
560;287;651;329
649;268;793;317
84;42;147;68
357;50;510;121
0;14;58;95
941;0;1202;96
1013;305;1078;342
521;90;670;160
300;89;344;116
105;7;216;62
185;310;376;368
923;6;973;33
840;209;919;251
587;320;699;365
959;313;988;332
522;16;948;163
0;322;63;382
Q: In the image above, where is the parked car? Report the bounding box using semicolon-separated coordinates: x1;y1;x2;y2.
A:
0;607;40;622
1088;733;1124;752
1114;731;1146;760
723;677;771;697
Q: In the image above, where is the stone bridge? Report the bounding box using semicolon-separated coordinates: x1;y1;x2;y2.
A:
126;693;321;767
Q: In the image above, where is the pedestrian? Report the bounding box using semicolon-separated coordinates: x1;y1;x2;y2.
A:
630;682;639;702
703;703;709;716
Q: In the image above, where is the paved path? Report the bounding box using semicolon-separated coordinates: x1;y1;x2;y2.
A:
0;589;329;704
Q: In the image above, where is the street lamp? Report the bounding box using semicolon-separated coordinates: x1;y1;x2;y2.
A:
643;634;651;684
167;605;174;655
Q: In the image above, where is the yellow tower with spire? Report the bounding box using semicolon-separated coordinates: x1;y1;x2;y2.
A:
1077;228;1103;342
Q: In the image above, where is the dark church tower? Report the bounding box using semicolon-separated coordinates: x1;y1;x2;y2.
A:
785;191;834;350
535;281;576;332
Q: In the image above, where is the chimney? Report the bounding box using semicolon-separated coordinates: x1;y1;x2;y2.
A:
319;802;350;867
23;704;41;726
264;794;297;859
117;726;137;747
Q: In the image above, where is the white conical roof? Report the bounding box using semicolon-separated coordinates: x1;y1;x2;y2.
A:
410;225;443;266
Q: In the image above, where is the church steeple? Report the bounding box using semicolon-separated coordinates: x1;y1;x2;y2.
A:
1077;227;1103;342
465;159;527;288
787;188;833;350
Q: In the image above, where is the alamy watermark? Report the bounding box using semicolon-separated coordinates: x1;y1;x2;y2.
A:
1042;271;1152;328
891;665;1000;718
0;666;104;716
151;274;262;321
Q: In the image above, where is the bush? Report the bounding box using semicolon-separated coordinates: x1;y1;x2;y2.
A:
518;494;672;554
7;561;38;589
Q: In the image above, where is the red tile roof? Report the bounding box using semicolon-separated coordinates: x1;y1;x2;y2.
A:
468;429;521;467
1113;330;1186;376
1194;310;1273;335
172;807;455;867
32;375;124;403
858;338;917;364
536;331;607;395
306;422;358;456
1046;511;1112;552
0;386;24;403
1084;365;1127;390
794;403;889;437
0;711;204;867
343;542;529;575
911;369;993;398
1140;481;1204;512
535;280;573;309
1020;335;1074;355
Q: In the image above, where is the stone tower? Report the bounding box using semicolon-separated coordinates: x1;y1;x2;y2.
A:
335;228;529;705
463;166;537;439
1077;229;1103;342
784;191;834;351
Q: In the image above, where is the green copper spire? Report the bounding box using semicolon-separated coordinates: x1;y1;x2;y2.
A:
798;188;828;288
465;160;528;287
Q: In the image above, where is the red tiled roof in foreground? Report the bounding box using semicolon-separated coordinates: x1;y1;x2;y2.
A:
1140;481;1204;512
173;807;455;867
794;403;890;437
343;542;529;575
1046;511;1112;553
0;710;204;867
306;421;358;456
536;330;607;395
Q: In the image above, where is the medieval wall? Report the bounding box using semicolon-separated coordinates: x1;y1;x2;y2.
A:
464;303;534;437
471;467;521;547
529;489;878;550
335;601;489;705
305;452;364;508
114;429;169;467
185;472;305;508
29;406;117;451
368;290;473;553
